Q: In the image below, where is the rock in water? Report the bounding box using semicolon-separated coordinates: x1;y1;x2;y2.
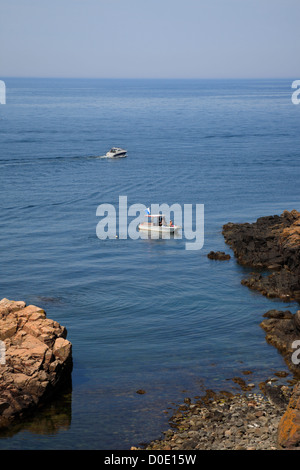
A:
222;210;300;302
0;298;72;430
207;251;231;260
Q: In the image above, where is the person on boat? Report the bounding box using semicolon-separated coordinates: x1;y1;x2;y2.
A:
170;220;173;227
159;216;162;226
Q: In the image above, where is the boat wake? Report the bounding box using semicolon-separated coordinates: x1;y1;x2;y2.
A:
90;155;128;160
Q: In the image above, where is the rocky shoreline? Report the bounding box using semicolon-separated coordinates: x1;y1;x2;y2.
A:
0;298;72;430
136;383;292;451
135;210;300;451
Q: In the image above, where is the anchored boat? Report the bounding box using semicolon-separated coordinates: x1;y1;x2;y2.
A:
138;213;181;235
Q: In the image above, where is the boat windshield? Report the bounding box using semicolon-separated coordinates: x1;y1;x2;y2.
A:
153;216;167;226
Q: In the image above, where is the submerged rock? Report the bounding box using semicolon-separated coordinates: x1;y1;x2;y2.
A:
0;298;72;430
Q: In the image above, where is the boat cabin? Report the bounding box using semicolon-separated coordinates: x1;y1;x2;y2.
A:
145;214;172;227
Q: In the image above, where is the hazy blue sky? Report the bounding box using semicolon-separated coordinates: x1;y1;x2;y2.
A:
0;0;299;78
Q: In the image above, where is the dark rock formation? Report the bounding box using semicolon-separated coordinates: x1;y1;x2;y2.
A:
207;251;231;260
260;309;300;376
0;298;72;430
222;210;300;302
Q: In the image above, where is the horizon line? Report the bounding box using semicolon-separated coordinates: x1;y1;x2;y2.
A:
0;76;297;81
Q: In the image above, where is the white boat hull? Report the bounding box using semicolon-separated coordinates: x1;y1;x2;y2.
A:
138;223;180;234
106;152;127;158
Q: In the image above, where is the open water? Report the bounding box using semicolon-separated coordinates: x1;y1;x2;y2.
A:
0;78;299;449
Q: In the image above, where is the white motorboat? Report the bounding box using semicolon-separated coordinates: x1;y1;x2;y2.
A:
105;147;127;158
138;214;181;235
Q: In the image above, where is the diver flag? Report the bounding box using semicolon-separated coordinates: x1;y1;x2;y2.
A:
145;207;150;215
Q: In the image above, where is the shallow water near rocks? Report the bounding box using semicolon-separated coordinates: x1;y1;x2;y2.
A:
0;78;299;449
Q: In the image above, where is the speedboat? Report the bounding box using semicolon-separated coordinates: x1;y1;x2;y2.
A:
105;147;127;158
138;213;181;235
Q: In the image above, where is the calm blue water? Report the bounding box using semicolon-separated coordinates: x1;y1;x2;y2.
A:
0;78;299;449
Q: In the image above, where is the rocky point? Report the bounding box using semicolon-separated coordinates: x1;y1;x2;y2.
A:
0;298;72;430
222;209;300;302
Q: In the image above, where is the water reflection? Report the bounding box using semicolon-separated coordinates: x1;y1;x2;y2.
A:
0;381;72;439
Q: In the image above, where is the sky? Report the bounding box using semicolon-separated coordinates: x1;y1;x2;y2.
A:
0;0;299;79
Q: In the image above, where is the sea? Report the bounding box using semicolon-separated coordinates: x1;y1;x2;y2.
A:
0;78;299;449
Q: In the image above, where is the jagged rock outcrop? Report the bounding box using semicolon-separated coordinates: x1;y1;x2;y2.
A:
0;298;72;430
222;210;300;302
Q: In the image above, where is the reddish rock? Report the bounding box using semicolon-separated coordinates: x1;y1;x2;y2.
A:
278;383;300;449
53;337;72;362
0;298;72;429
